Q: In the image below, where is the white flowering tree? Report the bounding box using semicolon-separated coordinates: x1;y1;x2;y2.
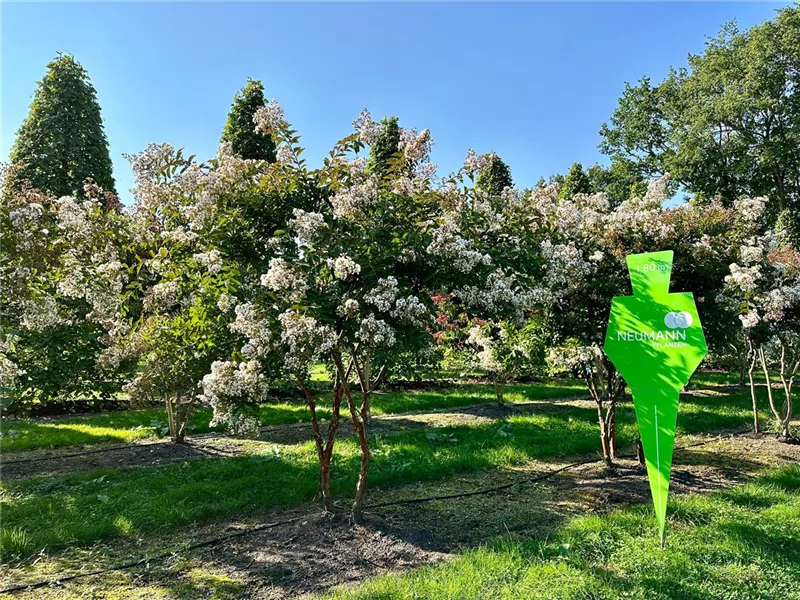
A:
723;221;800;440
209;105;524;522
535;178;746;465
112;144;268;443
0;170;132;413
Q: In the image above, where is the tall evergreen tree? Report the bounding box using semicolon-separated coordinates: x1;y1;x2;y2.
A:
559;162;592;199
9;54;116;198
221;78;277;162
476;155;513;196
367;116;401;178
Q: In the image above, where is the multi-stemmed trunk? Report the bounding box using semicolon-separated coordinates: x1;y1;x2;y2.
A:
758;343;798;441
493;374;506;406
296;366;348;513
334;351;371;524
585;354;625;468
165;393;193;444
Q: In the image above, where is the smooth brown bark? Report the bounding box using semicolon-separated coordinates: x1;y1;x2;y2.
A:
297;366;348;513
335;352;370;524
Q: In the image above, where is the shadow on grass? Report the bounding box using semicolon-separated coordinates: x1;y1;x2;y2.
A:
323;464;800;600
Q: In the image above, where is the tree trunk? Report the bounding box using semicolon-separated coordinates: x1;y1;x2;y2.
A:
747;343;759;434
494;377;505;406
165;397;186;444
759;343;798;442
636;436;645;467
297;371;345;513
335;353;370;524
599;419;613;467
607;404;617;460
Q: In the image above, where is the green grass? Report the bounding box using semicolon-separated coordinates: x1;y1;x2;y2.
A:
323;464;800;600
0;380;584;453
0;384;763;561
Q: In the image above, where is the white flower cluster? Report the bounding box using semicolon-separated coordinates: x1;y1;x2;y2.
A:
217;293;235;312
327;254;361;280
161;227;199;245
201;360;266;437
181;191;217;232
426;222;491;273
253;99;288;134
20;297;71;331
337;298;360;318
228;413;261;438
739;310;760;329
546;344;601;374
740;245;763;265
289;208;326;243
261;258;308;302
229;302;271;358
364;276;399;312
356;314;396;348
540;240;593;299
763;285;800;322
467;326;501;372
353;109;380;145
725;263;761;293
144;280;179;312
735;196;767;224
399;128;433;162
194;249;223;274
529;185;609;241
391;295;429;326
463;149;494;175
279;310;336;372
330;177;379;220
456;270;532;321
276;144;294;164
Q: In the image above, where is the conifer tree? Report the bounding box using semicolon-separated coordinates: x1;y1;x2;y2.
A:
10;54;116;198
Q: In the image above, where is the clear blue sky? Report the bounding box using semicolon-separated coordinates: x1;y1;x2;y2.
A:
1;2;790;205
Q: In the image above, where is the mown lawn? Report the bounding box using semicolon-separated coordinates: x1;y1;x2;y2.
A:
323;464;800;600
0;380;586;452
0;383;769;561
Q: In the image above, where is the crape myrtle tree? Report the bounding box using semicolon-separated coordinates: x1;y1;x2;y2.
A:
112;143;274;443
722;198;800;439
433;153;545;404
211;104;520;521
113;120;322;441
9;54;116;200
0;168;130;413
600;6;800;224
537;177;744;466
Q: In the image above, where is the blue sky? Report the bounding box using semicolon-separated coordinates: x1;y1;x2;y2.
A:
1;2;790;205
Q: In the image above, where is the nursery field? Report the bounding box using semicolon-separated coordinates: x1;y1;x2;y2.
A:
1;374;798;599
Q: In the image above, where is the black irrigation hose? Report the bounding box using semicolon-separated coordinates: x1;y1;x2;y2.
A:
0;429;750;595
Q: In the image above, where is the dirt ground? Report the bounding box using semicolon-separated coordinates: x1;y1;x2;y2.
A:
4;432;798;599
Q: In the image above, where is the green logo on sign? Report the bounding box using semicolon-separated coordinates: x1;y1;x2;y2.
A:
603;251;708;546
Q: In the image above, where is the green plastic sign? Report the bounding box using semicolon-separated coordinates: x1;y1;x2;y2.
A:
603;251;707;546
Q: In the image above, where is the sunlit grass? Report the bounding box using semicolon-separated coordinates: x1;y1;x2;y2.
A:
323;464;800;600
1;379;584;452
0;384;760;560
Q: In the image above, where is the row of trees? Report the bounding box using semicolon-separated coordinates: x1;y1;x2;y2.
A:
3;100;798;521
